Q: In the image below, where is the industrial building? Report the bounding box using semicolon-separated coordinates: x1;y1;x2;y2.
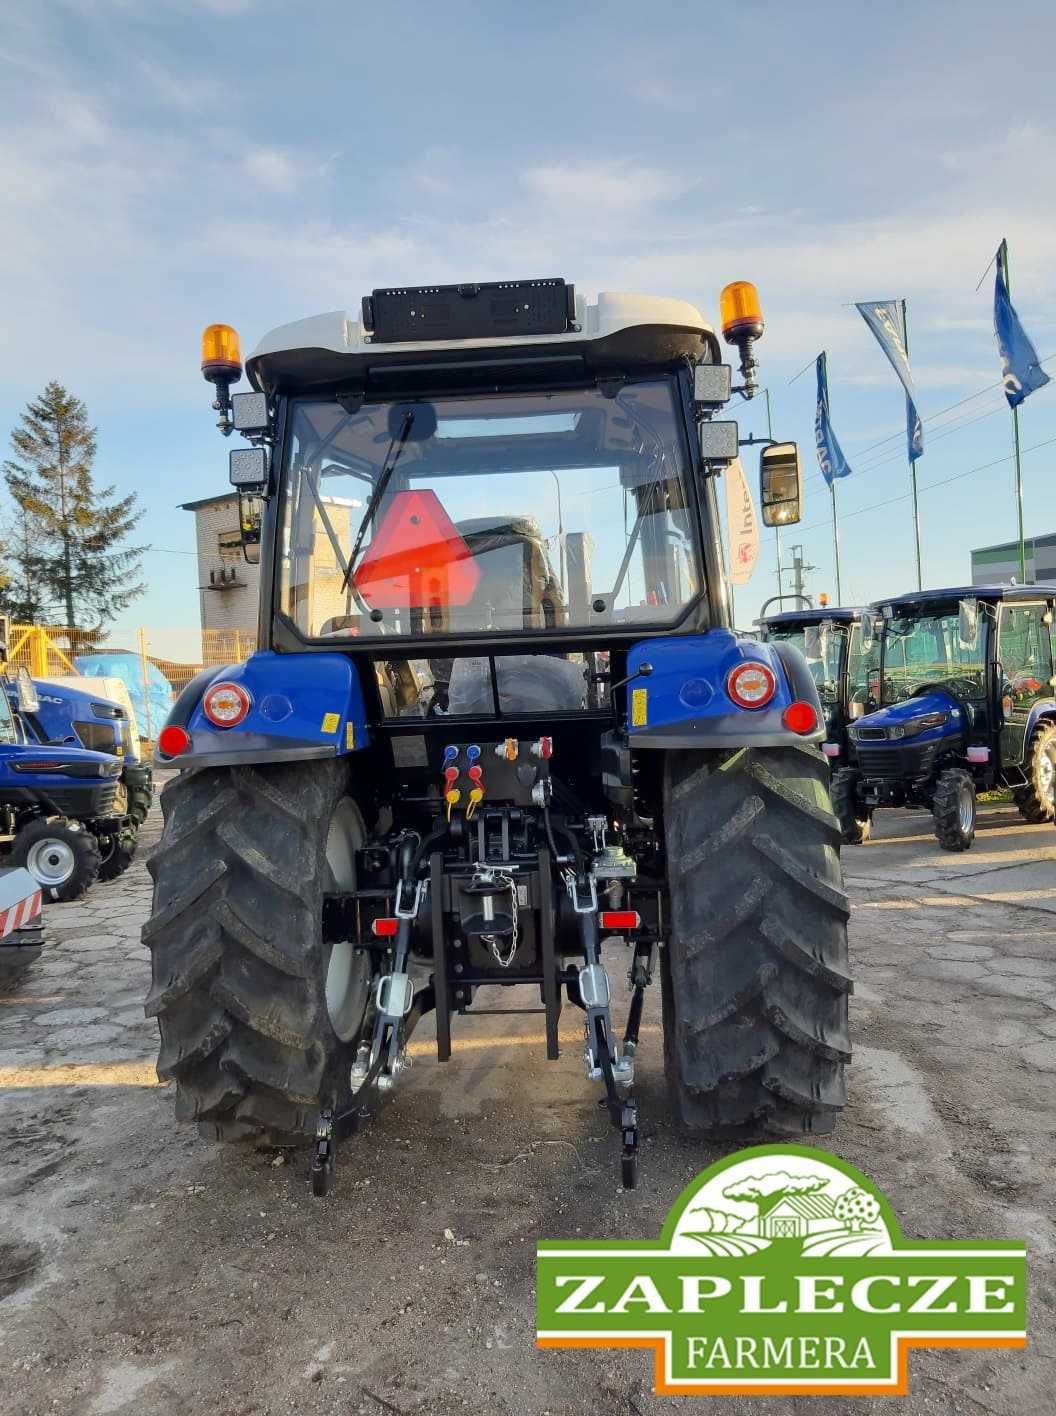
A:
970;532;1056;586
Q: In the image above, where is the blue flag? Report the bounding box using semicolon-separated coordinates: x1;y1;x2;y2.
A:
994;247;1050;408
855;300;924;461
814;353;851;486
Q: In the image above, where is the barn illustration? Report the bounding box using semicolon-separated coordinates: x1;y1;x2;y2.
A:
747;1190;837;1239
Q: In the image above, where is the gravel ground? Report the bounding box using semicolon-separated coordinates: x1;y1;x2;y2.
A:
0;790;1054;1415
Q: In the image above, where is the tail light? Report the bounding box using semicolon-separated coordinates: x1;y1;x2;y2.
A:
726;662;777;709
782;701;818;734
599;911;641;931
157;724;191;757
202;681;251;728
372;918;399;938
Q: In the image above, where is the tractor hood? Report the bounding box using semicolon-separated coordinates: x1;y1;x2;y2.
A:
0;743;123;784
850;689;967;744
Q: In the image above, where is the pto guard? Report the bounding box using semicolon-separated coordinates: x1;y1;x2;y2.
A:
158;651;370;769
626;630;825;749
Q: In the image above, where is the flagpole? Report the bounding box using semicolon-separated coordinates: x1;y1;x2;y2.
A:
899;300;924;590
764;387;782;595
1001;239;1027;581
830;479;843;603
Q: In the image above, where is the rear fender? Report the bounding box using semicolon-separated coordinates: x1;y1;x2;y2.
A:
157;651;370;769
1024;701;1056;748
625;631;825;749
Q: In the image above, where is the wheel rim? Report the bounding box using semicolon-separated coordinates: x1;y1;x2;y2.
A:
958;782;974;833
323;799;372;1042
26;838;76;887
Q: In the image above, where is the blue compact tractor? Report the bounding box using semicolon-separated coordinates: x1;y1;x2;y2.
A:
757;603;871;772
833;585;1056;850
146;279;851;1192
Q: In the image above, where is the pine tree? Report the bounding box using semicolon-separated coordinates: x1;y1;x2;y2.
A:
3;382;144;628
0;503;48;622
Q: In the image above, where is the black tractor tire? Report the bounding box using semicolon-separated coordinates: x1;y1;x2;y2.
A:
933;767;976;851
660;745;852;1136
124;767;154;827
1012;721;1056;823
10;818;102;902
830;767;872;844
144;760;372;1144
98;832;137;882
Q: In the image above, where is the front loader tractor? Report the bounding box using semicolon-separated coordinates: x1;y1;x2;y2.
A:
146;279;851;1193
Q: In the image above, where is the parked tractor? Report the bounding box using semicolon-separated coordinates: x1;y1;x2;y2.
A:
146;278;851;1192
757;604;872;772
833;585;1056;850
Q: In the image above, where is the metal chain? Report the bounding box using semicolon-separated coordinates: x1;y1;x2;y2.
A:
482;870;519;968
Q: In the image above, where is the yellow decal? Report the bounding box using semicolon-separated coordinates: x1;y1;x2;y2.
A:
631;687;648;727
345;721;356;750
321;712;340;734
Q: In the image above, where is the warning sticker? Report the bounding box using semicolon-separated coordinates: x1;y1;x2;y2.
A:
631;687;648;727
345;721;356;750
321;712;340;734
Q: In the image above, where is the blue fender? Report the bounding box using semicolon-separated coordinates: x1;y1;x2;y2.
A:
1024;700;1056;745
157;651;370;769
625;630;825;749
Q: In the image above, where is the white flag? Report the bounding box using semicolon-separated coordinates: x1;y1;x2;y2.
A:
724;456;759;586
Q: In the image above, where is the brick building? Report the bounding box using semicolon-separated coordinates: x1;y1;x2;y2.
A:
182;493;260;636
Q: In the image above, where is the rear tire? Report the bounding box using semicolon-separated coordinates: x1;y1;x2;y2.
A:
144;761;373;1143
933;767;976;851
1012;721;1056;823
10;819;101;901
661;745;851;1136
831;768;872;844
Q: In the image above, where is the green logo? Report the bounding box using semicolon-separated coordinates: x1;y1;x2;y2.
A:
536;1145;1026;1397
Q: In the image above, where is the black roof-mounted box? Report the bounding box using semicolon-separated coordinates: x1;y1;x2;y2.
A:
363;279;575;344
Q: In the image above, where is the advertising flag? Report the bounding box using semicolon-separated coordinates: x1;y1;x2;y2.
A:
855;300;924;460
814;353;851;486
994;247;1051;408
723;456;759;585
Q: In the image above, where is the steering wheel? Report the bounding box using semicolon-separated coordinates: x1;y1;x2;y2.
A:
910;676;978;701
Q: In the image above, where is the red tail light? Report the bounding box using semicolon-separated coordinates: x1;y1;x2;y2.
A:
782;701;818;734
372;917;399;938
726;661;777;708
157;724;191;757
202;681;251;728
599;910;641;931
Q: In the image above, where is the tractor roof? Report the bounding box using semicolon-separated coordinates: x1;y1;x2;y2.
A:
877;583;1056;611
246;291;720;394
760;607;865;627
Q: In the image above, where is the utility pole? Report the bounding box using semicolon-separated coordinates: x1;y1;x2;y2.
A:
789;544;816;603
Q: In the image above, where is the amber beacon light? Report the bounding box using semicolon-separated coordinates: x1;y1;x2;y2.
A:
200;324;242;434
719;281;764;398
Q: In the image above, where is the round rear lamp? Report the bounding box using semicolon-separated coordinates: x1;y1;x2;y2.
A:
782;700;818;734
202;681;251;728
726;661;777;709
157;724;191;757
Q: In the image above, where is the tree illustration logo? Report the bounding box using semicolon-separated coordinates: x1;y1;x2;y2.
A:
537;1145;1026;1396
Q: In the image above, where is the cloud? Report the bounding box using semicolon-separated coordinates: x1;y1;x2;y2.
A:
242;147;300;194
523;160;693;215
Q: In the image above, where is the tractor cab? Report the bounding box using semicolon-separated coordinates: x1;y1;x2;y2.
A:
757;605;871;769
833;585;1056;850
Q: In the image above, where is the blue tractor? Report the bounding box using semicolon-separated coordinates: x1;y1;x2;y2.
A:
832;585;1056;850
18;678;153;828
757;603;871;773
146;280;851;1192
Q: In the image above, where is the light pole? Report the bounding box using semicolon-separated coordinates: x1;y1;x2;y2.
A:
550;471;567;592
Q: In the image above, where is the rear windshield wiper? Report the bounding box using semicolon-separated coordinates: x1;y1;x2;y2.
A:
340;408;416;594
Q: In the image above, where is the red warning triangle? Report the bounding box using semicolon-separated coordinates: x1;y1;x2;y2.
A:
352;489;480;610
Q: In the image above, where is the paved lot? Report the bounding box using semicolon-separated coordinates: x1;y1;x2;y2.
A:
1;792;1054;1415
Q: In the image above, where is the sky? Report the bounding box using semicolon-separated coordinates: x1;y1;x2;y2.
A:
2;0;1055;655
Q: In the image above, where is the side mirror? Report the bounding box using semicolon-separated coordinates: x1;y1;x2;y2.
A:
759;442;802;526
239;491;263;565
15;667;39;715
958;597;979;651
